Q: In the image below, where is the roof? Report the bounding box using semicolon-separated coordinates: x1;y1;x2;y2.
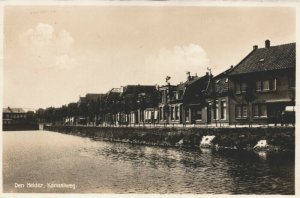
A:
110;88;122;93
229;42;295;75
213;67;233;94
3;107;26;114
182;74;211;104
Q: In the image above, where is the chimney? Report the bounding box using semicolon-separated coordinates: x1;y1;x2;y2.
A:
265;40;270;48
253;45;258;50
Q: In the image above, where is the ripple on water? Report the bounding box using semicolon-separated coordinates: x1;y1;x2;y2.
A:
3;131;295;194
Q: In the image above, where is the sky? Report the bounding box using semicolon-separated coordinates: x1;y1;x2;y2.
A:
3;6;296;110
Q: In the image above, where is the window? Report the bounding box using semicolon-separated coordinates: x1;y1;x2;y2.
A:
242;106;248;117
185;108;189;121
192;106;202;121
256;81;262;91
236;104;248;118
220;101;227;120
172;91;177;100
289;78;295;88
196;110;202;120
236;83;247;94
163;107;167;120
160;107;164;121
236;106;242;118
175;106;179;120
270;79;276;90
241;83;247;93
256;79;276;92
262;80;269;90
235;84;241;94
171;107;174;120
253;104;267;117
213;100;219;120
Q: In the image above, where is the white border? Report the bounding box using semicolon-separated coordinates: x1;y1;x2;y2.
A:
0;1;299;198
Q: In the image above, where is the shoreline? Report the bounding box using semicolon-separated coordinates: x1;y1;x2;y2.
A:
44;125;295;152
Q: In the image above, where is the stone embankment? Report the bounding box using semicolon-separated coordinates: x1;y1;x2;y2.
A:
44;125;295;151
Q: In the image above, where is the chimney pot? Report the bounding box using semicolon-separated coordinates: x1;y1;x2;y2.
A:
265;40;270;48
253;45;258;50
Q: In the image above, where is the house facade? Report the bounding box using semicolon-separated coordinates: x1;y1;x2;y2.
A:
205;67;233;126
181;73;211;125
158;84;177;124
228;40;295;125
157;73;211;125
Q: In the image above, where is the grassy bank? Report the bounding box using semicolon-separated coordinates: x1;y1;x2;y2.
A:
44;125;295;151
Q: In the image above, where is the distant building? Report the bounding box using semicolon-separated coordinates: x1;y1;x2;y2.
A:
120;85;158;125
3;107;27;125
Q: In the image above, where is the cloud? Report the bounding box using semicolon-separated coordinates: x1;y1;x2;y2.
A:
20;23;75;70
145;44;210;84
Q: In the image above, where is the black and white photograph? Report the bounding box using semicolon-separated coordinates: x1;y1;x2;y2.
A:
1;1;298;196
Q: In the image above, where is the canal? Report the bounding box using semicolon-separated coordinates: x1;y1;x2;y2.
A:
3;130;294;194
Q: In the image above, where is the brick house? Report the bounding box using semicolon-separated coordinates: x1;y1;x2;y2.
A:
206;67;233;126
181;73;211;125
158;73;211;125
228;40;295;125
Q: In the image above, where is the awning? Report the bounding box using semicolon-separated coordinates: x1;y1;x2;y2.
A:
285;106;295;112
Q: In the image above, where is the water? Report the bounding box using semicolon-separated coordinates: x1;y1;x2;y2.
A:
3;130;294;194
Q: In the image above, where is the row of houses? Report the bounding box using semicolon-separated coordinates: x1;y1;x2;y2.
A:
69;40;295;126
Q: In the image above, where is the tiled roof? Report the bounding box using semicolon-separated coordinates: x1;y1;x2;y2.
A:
213;67;233;94
229;43;295;75
214;77;228;94
3;107;26;113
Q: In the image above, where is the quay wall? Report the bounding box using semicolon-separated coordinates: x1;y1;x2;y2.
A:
44;125;295;151
3;123;39;131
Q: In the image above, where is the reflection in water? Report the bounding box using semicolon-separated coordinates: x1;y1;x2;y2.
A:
3;131;294;194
